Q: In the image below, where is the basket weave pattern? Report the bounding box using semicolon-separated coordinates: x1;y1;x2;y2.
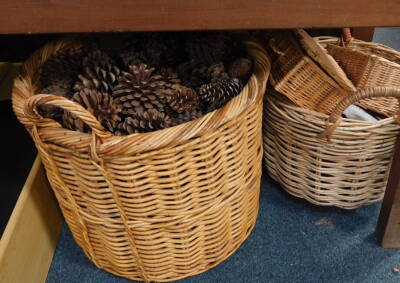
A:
263;89;400;209
12;40;270;282
321;34;400;117
269;34;347;114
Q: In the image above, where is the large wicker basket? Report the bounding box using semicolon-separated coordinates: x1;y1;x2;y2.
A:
12;39;270;282
263;87;400;209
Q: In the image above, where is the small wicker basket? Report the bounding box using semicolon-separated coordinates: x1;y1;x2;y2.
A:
267;31;352;115
12;39;270;282
263;88;400;209
319;28;400;117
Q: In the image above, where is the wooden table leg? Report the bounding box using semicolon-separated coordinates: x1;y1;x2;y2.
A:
352;27;375;41
377;135;400;248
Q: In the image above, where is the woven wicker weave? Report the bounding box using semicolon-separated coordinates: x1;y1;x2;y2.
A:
267;31;349;115
319;29;400;117
263;88;400;209
12;39;270;282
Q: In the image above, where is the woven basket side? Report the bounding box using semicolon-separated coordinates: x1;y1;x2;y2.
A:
46;100;263;281
269;35;305;85
273;56;347;114
263;90;399;209
327;44;371;86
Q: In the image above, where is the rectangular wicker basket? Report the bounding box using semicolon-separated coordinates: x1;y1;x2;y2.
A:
268;33;348;114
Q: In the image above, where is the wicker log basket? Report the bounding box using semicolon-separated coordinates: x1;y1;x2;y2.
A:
263;87;400;209
12;39;270;282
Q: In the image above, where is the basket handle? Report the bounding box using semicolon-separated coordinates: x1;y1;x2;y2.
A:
245;40;271;83
24;94;112;139
341;28;353;46
317;87;400;140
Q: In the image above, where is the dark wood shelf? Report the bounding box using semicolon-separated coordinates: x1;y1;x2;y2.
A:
0;0;399;34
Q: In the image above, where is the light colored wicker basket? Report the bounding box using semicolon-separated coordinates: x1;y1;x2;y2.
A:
263;87;400;209
12;39;270;282
267;31;351;115
319;28;400;117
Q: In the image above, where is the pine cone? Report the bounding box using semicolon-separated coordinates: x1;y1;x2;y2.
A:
177;61;208;88
199;78;243;111
74;49;121;93
177;61;229;88
228;58;253;81
208;63;229;82
171;107;203;126
62;88;121;133
120;50;147;67
40;48;83;87
113;64;195;115
158;85;198;114
185;32;230;66
115;109;172;135
39;79;73;98
37;80;74;122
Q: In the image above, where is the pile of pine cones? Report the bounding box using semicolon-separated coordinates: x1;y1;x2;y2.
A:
38;32;253;135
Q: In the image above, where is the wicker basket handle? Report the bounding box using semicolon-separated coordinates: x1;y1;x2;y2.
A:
245;40;271;83
341;28;353;46
318;87;400;140
24;94;112;139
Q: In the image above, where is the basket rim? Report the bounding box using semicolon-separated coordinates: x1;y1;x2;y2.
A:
266;89;399;127
315;36;400;61
12;37;271;156
326;41;400;68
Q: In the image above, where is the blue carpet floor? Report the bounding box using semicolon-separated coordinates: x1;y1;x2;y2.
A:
46;28;400;282
47;175;400;283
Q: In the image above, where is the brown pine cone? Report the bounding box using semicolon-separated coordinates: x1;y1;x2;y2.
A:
199;78;243;111
208;63;229;82
157;85;198;114
171;107;204;127
177;61;229;88
115;109;172;135
120;50;147;67
113;63;197;115
228;58;253;81
74;50;121;93
62;88;121;133
177;61;208;88
40;48;83;87
37;80;74;122
112;64;172;116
